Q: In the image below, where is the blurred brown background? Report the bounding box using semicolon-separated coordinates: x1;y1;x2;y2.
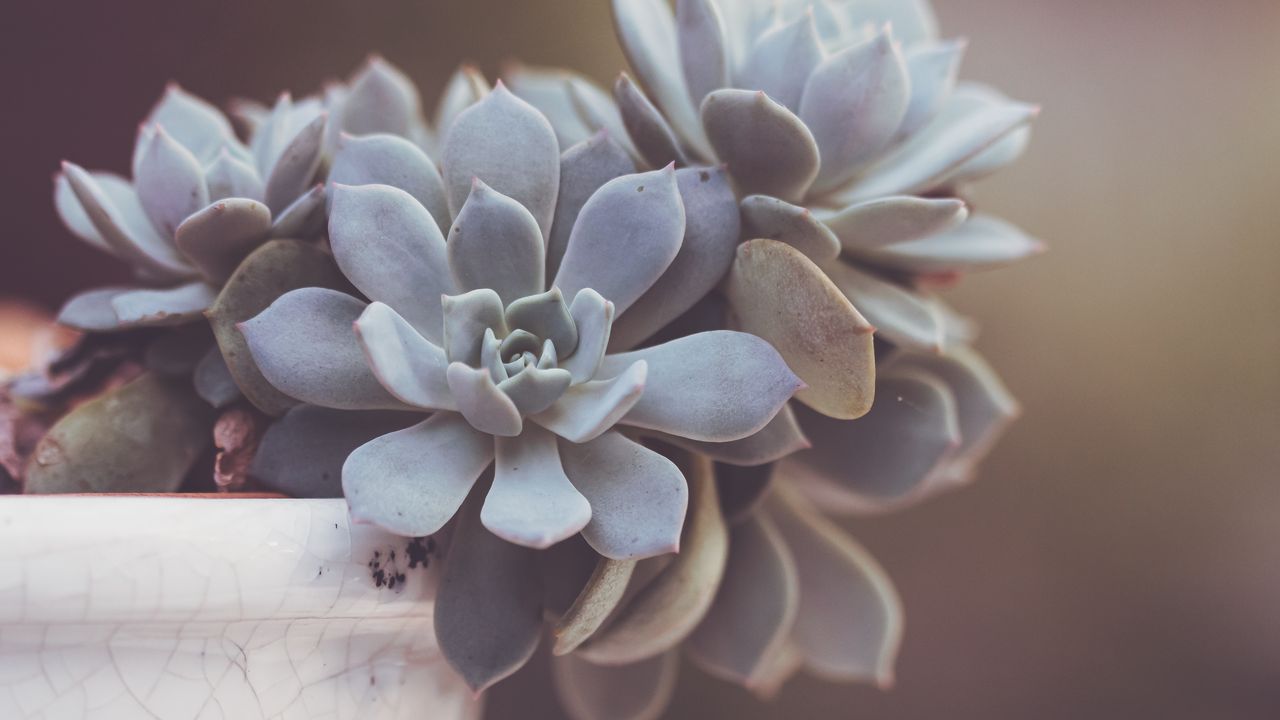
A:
3;1;1278;718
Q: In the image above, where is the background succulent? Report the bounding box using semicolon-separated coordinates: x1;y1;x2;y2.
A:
506;0;1044;398
55;85;328;334
234;56;492;162
548;480;900;719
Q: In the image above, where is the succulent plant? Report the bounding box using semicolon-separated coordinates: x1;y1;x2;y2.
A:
54;85;328;334
499;0;1040;408
236;84;807;689
15;4;1042;718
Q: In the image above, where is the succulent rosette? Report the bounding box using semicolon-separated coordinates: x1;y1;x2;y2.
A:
237;83;806;688
502;1;1042;411
55;85;328;335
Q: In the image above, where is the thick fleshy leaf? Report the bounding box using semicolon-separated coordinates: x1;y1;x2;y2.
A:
821;259;945;350
800;29;911;194
821;196;968;253
782;370;960;514
53;170;121;252
767;486;903;686
56;287;131;331
599;330;802;441
748;640;804;699
801;0;849;46
173;198;272;283
436;484;543;692
725;240;875;419
138;85;240;167
548;134;638;279
701;89;820;203
328;183;454;341
942;85;1035;183
269;184;325;238
609;166;739;351
561;289;615;384
354;302;455;410
344;413;492;535
899;40;966;138
447;181;546;305
435;63;490;146
554;167;686;315
737;11;825;112
566;76;641;159
498;366;573;415
250;92;310;177
442;83;561;239
552;651;679;720
60;162;192;280
110;282;217;328
677;0;730;105
447;362;523;437
207;239;349;416
142;85;239;164
135;125;210;238
505;289;578;355
338;56;423;139
483;424;592;548
203;148;265;202
687;513;799;687
718;0;776;70
839;90;1039;201
328;132;452;236
869;213;1046;273
262;112;326;215
551;553;637;655
533;360;646;443
614;73;687;170
653;403;809;466
250;405;417;498
24;373;214;493
560;431;688;560
442;289;508;366
576;453;726;664
739;195;840;262
610;0;713;158
889;346;1020;483
193;346;241;408
503;63;596;149
239;287;408;410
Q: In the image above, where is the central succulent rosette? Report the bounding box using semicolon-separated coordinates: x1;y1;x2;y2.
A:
240;85;802;560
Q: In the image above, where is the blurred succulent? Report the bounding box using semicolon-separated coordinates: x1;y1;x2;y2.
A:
235;56;490;161
547;480;900;718
784;345;1019;513
510;0;1039;402
541;344;1017;719
237;84;804;689
54;85;329;334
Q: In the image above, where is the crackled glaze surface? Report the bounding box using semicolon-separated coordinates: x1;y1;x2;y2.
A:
0;497;480;720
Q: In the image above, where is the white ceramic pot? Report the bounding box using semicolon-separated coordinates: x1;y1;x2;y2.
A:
0;496;480;720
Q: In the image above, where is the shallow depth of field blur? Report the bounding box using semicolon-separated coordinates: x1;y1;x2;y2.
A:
2;1;1278;717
